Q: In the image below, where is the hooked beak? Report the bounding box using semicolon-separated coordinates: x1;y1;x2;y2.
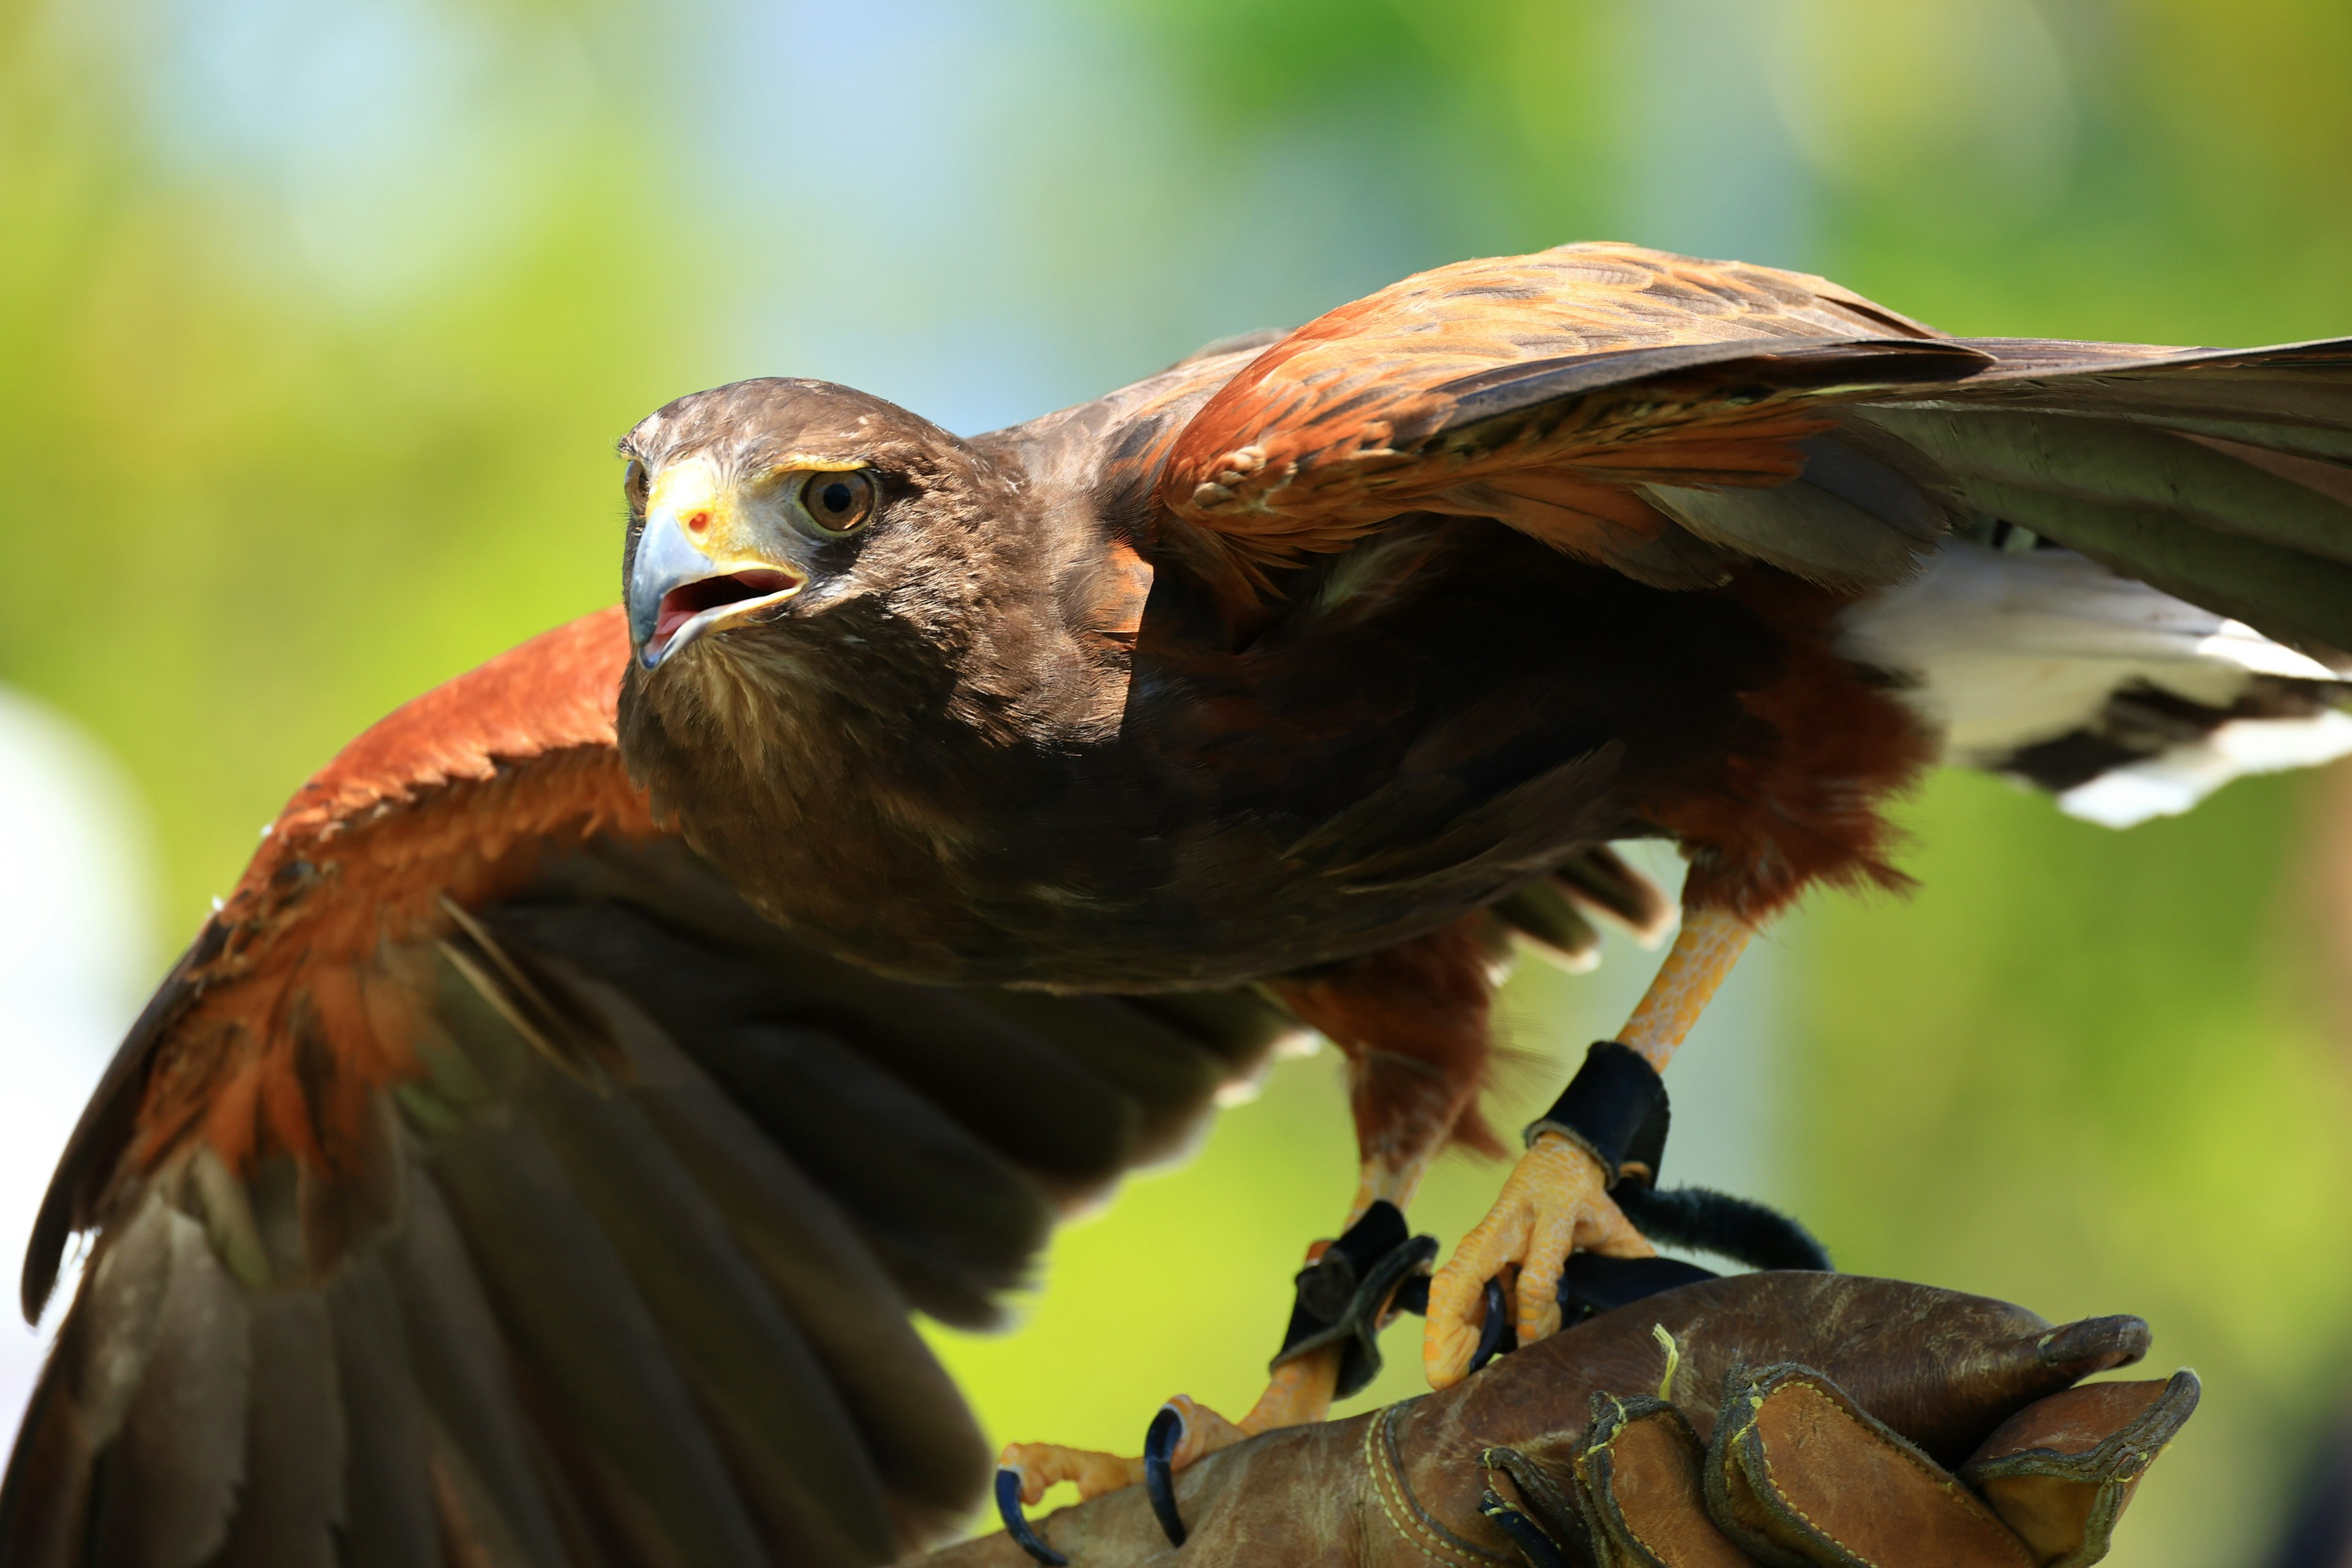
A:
627;462;806;669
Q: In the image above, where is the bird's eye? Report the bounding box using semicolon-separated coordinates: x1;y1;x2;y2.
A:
799;469;876;535
624;461;650;509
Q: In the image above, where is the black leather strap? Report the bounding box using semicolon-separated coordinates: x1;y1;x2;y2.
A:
1523;1040;1670;1188
1270;1200;1439;1398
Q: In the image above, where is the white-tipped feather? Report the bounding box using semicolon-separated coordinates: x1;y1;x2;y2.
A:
2059;709;2352;827
1840;541;2350;824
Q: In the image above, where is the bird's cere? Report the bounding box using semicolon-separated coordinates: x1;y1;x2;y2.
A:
628;455;808;669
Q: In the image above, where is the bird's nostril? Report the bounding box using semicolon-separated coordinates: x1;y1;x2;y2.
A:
685;510;711;533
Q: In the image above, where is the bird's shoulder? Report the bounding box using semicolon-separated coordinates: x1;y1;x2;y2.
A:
45;609;655;1227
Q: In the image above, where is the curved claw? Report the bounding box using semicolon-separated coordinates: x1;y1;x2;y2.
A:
1479;1487;1569;1568
1142;1404;1189;1548
995;1468;1069;1566
1469;1275;1517;1374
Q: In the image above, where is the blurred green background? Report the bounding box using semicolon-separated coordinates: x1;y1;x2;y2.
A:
5;1;2351;1561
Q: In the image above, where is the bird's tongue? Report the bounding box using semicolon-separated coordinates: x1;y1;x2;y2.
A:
655;571;798;642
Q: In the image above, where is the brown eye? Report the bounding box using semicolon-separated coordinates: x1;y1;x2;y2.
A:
624;460;650;509
800;469;875;534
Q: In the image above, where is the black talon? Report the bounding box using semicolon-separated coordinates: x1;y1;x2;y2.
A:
1469;1275;1517;1373
1479;1487;1569;1568
995;1468;1069;1566
1142;1404;1188;1548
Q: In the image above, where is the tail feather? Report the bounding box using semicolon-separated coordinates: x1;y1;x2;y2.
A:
1967;477;2352;655
1850;338;2352;661
1841;535;2352;827
1819;341;2352;823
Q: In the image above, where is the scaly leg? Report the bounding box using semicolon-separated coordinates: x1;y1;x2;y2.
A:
998;919;1494;1517
1423;904;1757;1389
997;1150;1443;1509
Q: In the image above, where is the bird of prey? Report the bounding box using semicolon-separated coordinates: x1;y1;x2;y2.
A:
7;243;2350;1567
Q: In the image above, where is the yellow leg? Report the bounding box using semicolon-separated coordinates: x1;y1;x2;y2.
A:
1423;906;1757;1389
1620;907;1755;1069
1001;1121;1456;1505
1346;1151;1434;1227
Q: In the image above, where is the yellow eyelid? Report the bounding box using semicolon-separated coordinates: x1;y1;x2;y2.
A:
768;456;871;477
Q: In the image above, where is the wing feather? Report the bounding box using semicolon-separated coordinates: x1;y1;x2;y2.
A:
211;1294;343;1568
1148;244;1988;601
91;1199;252;1568
1134;242;2352;655
320;1261;441;1568
5;611;1299;1567
1860;407;2352;566
424;1117;775;1568
378;1171;573;1568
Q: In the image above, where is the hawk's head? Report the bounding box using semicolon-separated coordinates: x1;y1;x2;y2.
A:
617;377;1017;677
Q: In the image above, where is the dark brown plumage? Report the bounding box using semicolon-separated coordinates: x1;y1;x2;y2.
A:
9;241;2352;1566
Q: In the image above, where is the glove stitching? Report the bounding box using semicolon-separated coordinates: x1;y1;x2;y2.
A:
1755;1382;2027;1568
1364;1404;1516;1568
1756;1442;1890;1568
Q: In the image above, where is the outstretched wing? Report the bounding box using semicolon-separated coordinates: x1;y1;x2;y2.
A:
1152;242;2352;657
1855;339;2352;656
1;609;1297;1568
1156;242;1973;595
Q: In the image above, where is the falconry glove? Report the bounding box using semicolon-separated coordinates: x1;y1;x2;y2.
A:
934;1270;2193;1568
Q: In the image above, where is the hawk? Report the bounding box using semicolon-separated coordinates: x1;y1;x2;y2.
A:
7;243;2346;1565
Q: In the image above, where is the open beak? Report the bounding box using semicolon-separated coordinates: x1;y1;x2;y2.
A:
628;462;806;669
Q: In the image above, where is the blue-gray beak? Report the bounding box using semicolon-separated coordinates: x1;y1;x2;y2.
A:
627;481;805;669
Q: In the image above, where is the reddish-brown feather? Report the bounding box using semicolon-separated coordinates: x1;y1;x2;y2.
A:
1651;579;1939;921
1153;243;1936;603
1270;914;1511;1168
132;608;657;1174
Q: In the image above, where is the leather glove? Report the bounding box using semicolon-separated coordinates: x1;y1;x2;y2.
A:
914;1269;2194;1568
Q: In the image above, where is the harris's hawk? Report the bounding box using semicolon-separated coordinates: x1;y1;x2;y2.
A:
7;243;2350;1565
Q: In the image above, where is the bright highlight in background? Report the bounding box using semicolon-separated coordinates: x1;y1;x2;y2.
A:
0;692;154;1430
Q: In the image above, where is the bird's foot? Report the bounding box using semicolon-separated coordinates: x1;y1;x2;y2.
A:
1423;1132;1655;1389
995;1357;1336;1559
994;1443;1147;1508
992;1390;1259;1508
993;1330;1344;1501
995;1202;1436;1558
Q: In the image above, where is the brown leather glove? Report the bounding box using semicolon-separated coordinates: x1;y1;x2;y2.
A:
912;1272;2195;1568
